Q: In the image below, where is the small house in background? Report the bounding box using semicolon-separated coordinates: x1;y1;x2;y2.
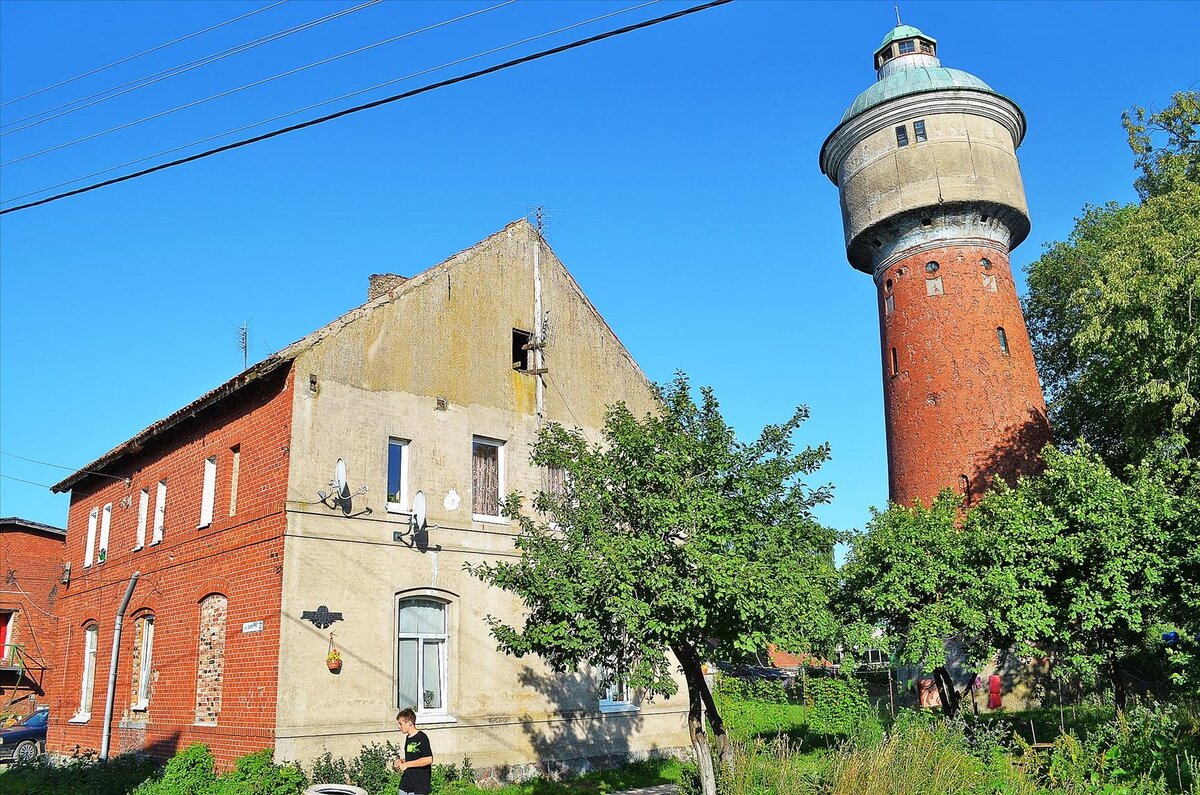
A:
0;516;66;719
46;220;690;777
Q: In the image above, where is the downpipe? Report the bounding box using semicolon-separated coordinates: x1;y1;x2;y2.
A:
100;571;139;760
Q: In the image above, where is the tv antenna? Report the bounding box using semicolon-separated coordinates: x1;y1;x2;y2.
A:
238;321;249;369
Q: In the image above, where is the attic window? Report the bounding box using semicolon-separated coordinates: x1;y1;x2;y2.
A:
898;40;915;54
512;329;532;371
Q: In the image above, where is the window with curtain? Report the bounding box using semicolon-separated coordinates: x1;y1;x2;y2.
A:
397;598;448;718
471;438;503;519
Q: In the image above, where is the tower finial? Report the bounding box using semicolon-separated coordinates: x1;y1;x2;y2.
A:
895;4;902;25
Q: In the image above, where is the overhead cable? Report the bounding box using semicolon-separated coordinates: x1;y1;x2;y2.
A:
2;0;668;206
1;451;129;482
0;0;732;216
0;0;382;135
0;0;518;167
0;1;288;109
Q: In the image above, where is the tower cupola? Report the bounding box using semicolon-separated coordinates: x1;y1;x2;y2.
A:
874;24;938;72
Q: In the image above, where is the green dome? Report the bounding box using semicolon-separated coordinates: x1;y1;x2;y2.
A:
878;24;935;51
840;66;995;123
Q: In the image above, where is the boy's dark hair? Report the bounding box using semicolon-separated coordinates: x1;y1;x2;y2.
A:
397;708;417;723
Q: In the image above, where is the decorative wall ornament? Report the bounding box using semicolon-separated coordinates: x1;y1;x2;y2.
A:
300;605;343;629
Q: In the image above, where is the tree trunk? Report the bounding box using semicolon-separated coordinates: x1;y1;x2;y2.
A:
1109;659;1127;710
676;640;732;768
932;666;961;717
674;643;717;795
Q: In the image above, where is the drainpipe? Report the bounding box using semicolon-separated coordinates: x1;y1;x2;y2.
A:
100;571;139;760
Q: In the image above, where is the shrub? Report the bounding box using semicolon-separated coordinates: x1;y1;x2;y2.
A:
804;675;880;741
134;743;217;795
0;754;160;795
714;674;798;705
208;749;308;795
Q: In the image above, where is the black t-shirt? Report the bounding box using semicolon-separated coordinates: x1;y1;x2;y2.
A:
400;730;433;794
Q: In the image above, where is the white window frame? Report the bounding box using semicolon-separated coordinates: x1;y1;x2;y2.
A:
396;597;453;723
598;667;638;714
72;624;99;723
386;437;410;514
97;503;112;563
134;489;149;550
84;508;99;567
152;480;167;545
198;456;217;528
471;436;506;523
133;616;155;711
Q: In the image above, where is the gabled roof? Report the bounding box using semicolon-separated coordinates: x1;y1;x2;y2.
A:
0;516;66;537
53;219;643;493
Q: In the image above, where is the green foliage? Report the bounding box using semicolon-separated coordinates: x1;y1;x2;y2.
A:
1025;92;1200;472
713;674;799;705
468;374;838;697
305;741;402;795
135;743;217;795
803;676;881;743
206;750;307;795
431;756;477;794
0;754;160;795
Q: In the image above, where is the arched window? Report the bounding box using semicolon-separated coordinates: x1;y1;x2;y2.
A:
131;614;155;710
997;327;1010;355
195;594;227;726
74;622;99;721
397;598;448;717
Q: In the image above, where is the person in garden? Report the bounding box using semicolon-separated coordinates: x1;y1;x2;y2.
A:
392;708;433;795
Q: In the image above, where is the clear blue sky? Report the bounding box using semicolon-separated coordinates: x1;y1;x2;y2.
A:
0;0;1194;537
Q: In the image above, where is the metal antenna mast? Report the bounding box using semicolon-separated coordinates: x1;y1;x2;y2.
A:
238;321;249;370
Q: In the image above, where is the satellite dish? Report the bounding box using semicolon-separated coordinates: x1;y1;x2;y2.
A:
411;490;427;532
334;459;349;499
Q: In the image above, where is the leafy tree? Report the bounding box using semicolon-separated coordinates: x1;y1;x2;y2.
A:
467;374;837;795
1024;91;1200;471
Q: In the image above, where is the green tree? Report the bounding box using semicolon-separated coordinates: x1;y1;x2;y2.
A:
467;374;837;795
1024;92;1200;471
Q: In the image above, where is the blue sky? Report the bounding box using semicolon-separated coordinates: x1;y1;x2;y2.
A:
0;0;1195;536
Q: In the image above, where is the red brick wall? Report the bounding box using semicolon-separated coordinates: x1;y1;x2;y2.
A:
877;245;1050;506
47;366;294;766
0;524;66;717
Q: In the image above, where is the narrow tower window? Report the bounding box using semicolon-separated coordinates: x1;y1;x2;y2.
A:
913;120;927;142
997;327;1010;355
885;279;893;292
885;294;895;316
960;475;971;505
895;125;909;147
890;347;899;376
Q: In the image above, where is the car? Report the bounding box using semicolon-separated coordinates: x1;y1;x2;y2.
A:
0;708;48;763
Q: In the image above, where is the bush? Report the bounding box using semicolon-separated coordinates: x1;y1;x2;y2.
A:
714;674;799;705
208;750;308;795
134;743;217;795
0;754;160;795
804;675;881;742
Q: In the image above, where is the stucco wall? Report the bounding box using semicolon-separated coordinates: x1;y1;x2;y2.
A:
275;221;688;769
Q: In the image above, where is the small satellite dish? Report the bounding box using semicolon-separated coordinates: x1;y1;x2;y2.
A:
334;458;349;499
411;490;427;533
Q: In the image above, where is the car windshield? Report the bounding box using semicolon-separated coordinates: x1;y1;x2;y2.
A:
19;711;48;728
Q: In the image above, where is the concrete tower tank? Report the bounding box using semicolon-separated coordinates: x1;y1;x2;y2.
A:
820;24;1050;507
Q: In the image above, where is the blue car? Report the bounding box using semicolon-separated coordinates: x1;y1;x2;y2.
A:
0;709;48;763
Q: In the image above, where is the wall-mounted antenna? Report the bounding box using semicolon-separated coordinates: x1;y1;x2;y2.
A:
238;321;249;370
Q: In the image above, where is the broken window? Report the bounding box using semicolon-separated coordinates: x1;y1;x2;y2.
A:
895;125;909;147
511;329;532;371
920;41;933;53
914;119;927;142
472;438;504;519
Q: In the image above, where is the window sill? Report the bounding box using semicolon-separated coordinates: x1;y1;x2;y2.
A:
149;540;162;547
598;702;639;715
132;545;143;552
416;714;457;726
472;514;508;525
386;503;410;515
196;523;211;530
68;713;91;724
131;701;149;712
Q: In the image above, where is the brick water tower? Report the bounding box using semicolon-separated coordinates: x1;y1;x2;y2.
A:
819;24;1050;507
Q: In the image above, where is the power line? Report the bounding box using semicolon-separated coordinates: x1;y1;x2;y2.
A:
0;0;518;168
0;0;732;215
1;451;128;482
0;1;288;109
0;0;382;136
0;474;55;489
2;1;656;206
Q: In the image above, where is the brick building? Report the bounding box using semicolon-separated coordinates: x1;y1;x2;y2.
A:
819;23;1050;507
48;221;689;772
0;516;66;719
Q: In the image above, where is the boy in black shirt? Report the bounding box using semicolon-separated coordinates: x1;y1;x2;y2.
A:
393;708;433;795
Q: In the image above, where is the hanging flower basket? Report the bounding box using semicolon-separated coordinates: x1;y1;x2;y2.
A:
326;648;342;672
